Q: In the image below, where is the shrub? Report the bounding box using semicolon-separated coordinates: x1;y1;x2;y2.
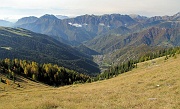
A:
17;83;20;87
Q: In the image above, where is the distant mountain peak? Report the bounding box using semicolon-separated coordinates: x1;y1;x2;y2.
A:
129;14;148;22
40;14;59;20
174;12;180;16
0;20;13;27
15;16;38;26
56;15;69;19
129;14;147;18
173;12;180;19
17;16;38;21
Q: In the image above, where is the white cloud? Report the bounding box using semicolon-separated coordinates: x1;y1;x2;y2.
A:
68;22;82;27
99;23;105;26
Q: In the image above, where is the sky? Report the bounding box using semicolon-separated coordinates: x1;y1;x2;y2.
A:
0;0;179;22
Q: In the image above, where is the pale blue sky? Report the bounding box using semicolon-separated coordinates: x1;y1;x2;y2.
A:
0;0;179;22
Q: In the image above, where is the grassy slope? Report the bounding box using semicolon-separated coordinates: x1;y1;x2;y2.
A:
0;55;180;109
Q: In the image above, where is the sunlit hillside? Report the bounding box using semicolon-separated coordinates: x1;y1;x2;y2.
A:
0;55;179;109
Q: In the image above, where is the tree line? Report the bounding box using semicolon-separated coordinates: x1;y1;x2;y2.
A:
96;47;180;80
0;59;90;86
138;47;180;62
0;47;180;86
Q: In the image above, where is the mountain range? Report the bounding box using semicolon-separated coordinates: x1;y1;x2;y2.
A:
1;12;180;72
13;14;136;44
13;12;180;45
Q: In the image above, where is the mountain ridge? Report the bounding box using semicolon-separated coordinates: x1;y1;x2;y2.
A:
12;12;180;69
14;12;180;46
14;14;136;44
0;27;100;75
0;20;13;27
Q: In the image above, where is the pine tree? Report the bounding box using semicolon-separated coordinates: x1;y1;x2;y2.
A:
12;71;15;83
32;74;37;81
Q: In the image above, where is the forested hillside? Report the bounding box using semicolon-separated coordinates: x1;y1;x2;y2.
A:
0;27;100;75
0;47;179;109
85;16;180;67
0;58;90;86
97;47;180;80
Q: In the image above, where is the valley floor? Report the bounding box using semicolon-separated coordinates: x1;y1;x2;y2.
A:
0;55;180;109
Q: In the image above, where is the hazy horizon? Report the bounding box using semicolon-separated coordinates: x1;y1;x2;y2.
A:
0;0;179;22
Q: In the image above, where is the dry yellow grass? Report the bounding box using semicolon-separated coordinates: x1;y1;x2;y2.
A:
0;55;180;109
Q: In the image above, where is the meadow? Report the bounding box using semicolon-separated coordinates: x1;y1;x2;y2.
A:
0;55;179;109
